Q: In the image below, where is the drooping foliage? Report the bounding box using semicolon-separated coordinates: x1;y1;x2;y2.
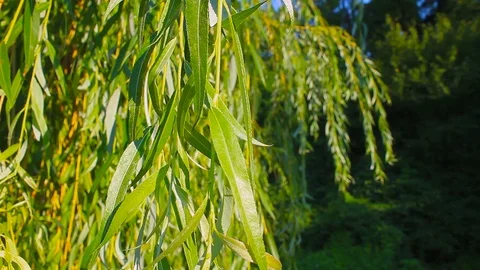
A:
0;0;393;268
301;0;480;269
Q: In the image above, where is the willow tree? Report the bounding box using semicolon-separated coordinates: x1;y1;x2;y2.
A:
0;0;394;268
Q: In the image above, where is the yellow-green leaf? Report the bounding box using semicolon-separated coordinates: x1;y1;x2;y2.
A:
209;107;267;270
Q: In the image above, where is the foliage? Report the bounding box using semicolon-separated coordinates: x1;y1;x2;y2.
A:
298;191;423;270
298;232;423;270
372;14;480;100
0;0;393;268
301;1;480;269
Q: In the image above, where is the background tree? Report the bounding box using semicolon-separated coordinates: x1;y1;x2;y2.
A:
301;1;480;269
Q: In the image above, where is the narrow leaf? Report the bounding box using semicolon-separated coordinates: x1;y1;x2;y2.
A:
206;82;270;147
158;0;181;34
0;43;12;98
81;131;152;268
146;196;209;269
109;36;137;80
128;48;154;141
209;107;267;270
216;232;282;270
104;0;123;21
105;130;152;220
150;38;177;116
248;43;267;87
0;144;20;161
23;0;39;69
138;0;149;44
153;38;177;76
105;89;121;149
221;2;266;29
184;123;215;160
30;55;48;137
99;166;169;247
185;0;209;118
133;94;177;185
225;5;256;190
177;81;196;139
281;0;294;20
0;251;31;270
46;40;66;94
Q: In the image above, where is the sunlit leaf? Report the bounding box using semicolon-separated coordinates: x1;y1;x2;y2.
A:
99;166;169;247
0;251;31;270
0;144;19;161
216;232;282;270
105;88;121;149
30;55;48;138
281;0;294;20
209;107;268;270
185;0;209;119
0;44;12;98
104;0;123;21
206;82;270;146
133;94;177;185
222;1;266;29
23;0;39;69
147;196;209;269
128;46;154;141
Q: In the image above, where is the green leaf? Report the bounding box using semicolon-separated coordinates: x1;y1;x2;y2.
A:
248;43;267;87
153;38;177;76
128;47;154;141
30;55;48;138
17;165;37;190
46;40;66;94
0;43;12;99
82;166;169;268
5;16;24;48
184;122;215;160
215;232;282;270
133;93;177;185
177;81;195;139
212;187;234;260
206;82;270;147
146;196;209;269
104;131;152;219
0;144;20;161
109;36;137;81
218;187;234;234
217;99;270;146
225;5;256;189
222;1;266;29
23;0;40;69
99;166;169;247
138;0;149;45
104;0;123;21
81;131;152;268
209;107;267;270
158;0;181;34
105;89;121;150
185;0;209;118
7;71;24;112
0;251;31;270
150;38;177;116
15;140;28;164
